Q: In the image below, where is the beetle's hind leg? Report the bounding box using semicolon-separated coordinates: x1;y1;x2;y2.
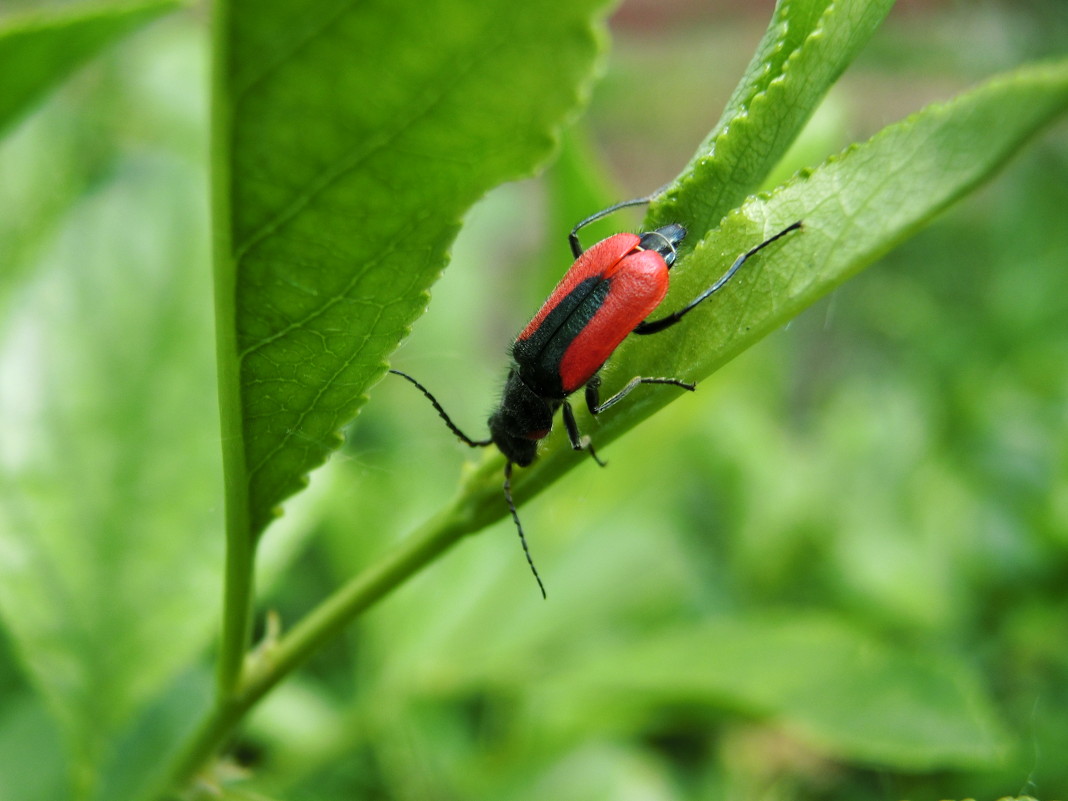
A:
567;191;668;258
633;221;802;335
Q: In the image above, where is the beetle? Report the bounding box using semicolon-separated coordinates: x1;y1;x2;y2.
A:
391;196;801;597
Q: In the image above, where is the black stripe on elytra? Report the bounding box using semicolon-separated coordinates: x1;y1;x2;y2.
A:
512;275;612;398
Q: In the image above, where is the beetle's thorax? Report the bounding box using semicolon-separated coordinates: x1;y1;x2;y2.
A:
488;369;557;467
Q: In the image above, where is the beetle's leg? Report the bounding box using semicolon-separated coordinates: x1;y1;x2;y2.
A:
585;373;694;416
503;461;547;599
633;221;802;335
568;189;669;258
561;399;606;467
389;369;494;447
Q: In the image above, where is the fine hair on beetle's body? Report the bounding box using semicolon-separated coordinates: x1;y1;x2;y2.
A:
391;195;802;598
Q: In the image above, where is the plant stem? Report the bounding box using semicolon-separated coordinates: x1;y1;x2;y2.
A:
242;501;474;703
209;0;256;700
157;497;476;797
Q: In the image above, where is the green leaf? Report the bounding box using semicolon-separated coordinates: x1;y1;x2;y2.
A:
214;0;612;543
651;0;896;236
0;154;221;800
549;615;1007;769
507;58;1068;512
0;0;180;136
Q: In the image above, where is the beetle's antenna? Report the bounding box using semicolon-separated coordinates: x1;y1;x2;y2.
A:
504;461;547;599
389;369;493;447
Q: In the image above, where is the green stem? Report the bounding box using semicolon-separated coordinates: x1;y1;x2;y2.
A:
210;0;255;699
216;500;255;697
158;497;476;797
243;502;472;699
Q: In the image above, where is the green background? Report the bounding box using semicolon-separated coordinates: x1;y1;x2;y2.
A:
0;0;1066;799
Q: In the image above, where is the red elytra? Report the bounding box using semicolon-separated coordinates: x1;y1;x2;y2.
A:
517;232;671;394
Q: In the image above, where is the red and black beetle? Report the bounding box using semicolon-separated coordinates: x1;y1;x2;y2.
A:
392;197;801;596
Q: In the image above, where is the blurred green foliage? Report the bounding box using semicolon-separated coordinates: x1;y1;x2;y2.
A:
0;0;178;136
0;1;1067;800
